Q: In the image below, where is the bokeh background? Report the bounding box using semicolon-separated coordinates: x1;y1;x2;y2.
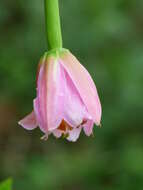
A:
0;0;143;189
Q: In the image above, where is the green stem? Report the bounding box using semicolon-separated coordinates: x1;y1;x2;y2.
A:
44;0;63;50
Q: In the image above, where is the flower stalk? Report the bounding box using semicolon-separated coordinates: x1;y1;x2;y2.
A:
44;0;63;50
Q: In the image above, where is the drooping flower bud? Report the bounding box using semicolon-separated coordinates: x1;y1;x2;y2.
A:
19;49;101;142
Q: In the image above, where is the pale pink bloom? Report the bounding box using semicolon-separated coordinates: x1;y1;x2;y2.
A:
19;50;101;142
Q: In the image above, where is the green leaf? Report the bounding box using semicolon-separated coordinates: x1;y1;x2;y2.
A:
0;179;12;190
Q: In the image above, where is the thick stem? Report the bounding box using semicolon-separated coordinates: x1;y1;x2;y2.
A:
44;0;63;50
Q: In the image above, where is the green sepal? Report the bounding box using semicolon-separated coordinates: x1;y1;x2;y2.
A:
45;48;69;59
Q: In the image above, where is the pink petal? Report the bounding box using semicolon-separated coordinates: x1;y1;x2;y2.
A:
60;63;88;127
34;56;63;132
33;98;45;133
36;54;47;86
83;120;94;136
34;63;47;132
18;111;37;130
67;127;82;142
52;129;62;138
61;51;102;126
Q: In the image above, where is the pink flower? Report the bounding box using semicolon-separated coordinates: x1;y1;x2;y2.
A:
18;50;101;142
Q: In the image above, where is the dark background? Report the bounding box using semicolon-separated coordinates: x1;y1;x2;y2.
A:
0;0;143;189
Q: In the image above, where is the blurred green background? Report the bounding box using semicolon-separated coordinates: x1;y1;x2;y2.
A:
0;0;143;189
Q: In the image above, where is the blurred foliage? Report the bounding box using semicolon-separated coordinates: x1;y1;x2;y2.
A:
0;0;143;190
0;179;12;190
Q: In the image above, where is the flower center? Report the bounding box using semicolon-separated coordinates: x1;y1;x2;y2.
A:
58;119;87;131
58;120;72;131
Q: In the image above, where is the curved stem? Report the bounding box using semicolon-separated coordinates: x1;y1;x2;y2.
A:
44;0;63;50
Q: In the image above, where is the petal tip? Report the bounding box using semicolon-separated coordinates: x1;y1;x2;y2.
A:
18;111;37;130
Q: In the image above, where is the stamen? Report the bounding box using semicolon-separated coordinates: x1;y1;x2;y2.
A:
58;120;73;131
58;120;66;131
